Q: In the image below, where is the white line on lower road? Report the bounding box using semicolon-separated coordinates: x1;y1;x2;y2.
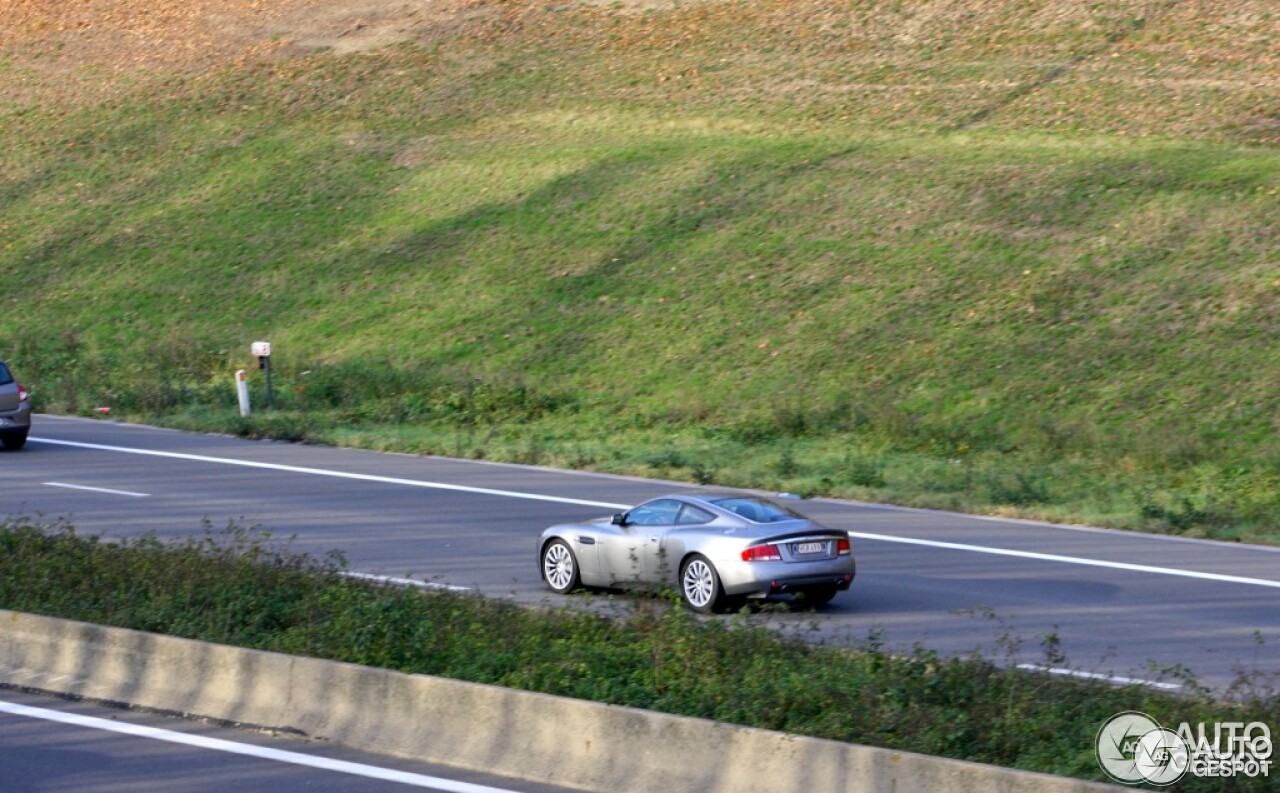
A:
0;699;524;793
31;437;1280;590
341;571;473;593
44;482;150;498
1015;664;1183;691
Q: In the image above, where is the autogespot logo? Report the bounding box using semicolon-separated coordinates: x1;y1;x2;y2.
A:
1097;710;1274;786
1097;711;1189;785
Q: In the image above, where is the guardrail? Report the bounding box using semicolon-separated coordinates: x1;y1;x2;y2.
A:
0;610;1120;792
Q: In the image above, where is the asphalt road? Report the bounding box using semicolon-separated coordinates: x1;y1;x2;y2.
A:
4;415;1279;694
0;688;580;793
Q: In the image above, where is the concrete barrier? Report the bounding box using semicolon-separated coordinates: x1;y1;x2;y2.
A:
0;610;1121;792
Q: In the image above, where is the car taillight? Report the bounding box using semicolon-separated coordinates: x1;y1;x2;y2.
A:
741;543;782;562
17;384;28;402
836;537;851;556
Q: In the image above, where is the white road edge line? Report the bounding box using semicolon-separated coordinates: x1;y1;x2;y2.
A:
0;699;525;793
31;437;1280;590
44;482;150;498
1015;664;1183;691
845;530;1280;589
31;437;627;510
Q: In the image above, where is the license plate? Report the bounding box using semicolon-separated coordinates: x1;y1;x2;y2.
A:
0;418;11;427
794;541;825;555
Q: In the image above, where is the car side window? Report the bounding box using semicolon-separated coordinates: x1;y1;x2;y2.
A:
676;504;715;525
628;499;682;526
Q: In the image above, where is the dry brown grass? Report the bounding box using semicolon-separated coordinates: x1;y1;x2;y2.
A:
4;0;1277;143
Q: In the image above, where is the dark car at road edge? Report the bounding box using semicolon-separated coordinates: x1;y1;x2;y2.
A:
0;360;32;450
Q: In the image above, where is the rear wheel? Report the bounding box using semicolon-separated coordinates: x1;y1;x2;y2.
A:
541;539;580;595
0;431;27;451
680;555;733;613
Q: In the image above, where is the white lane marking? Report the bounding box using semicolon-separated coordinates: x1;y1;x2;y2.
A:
30;437;627;510
44;482;150;498
846;530;1280;589
1016;664;1183;691
342;571;472;593
31;436;1280;589
813;494;1280;553
0;699;525;793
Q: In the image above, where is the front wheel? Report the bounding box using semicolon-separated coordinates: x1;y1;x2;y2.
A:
541;539;581;595
680;555;732;613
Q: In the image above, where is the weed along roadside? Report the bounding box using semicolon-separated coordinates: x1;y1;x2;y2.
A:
0;520;1275;791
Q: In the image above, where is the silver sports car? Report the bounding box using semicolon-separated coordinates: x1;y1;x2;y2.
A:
537;493;855;613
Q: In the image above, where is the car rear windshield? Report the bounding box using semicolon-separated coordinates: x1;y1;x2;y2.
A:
706;497;803;523
0;363;12;386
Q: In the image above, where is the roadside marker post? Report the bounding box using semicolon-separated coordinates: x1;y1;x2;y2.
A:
251;341;274;410
235;369;251;417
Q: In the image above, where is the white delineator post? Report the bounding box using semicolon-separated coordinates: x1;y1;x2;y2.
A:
235;369;251;417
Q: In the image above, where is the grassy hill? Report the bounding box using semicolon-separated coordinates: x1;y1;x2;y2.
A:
2;0;1278;541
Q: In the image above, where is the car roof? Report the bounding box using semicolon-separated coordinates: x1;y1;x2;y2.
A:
658;493;810;522
675;492;788;505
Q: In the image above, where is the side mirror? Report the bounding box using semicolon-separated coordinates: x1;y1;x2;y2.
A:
611;512;627;526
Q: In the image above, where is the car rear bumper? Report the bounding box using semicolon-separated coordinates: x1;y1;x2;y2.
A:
0;408;31;430
719;556;856;597
761;571;855;596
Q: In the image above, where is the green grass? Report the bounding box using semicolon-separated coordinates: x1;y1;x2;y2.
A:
2;518;1276;789
1;0;1278;540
